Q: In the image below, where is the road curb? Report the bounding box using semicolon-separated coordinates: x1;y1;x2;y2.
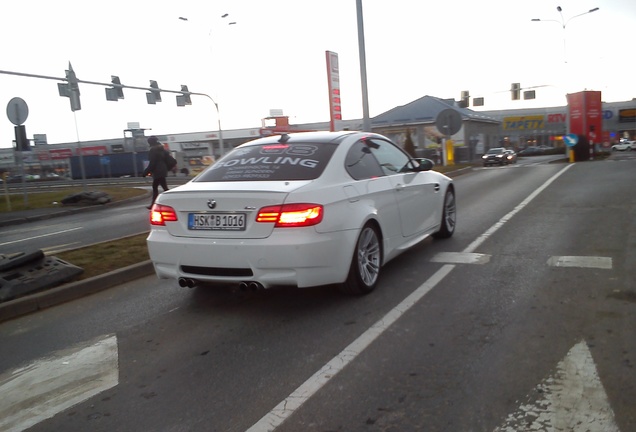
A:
0;260;155;323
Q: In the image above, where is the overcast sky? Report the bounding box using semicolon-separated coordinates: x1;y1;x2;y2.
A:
1;0;634;147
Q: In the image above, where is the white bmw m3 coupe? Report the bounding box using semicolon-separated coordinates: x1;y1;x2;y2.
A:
147;131;456;295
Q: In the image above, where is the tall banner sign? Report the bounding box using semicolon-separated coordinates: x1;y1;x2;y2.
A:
325;51;341;132
567;91;602;161
567;91;602;143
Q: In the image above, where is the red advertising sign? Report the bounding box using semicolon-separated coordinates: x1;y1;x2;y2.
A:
79;145;108;156
36;148;51;161
566;91;602;143
325;51;341;132
37;146;111;160
49;148;74;159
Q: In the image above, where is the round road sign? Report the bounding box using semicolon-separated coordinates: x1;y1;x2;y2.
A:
6;97;29;125
435;108;463;136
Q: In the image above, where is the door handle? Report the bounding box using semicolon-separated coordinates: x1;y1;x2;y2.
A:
434;183;440;192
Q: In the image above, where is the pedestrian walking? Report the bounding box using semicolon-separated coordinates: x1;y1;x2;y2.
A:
143;136;169;209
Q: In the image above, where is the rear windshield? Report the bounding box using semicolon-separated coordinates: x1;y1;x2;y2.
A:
195;142;338;182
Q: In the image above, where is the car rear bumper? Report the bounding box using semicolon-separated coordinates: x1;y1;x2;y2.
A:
146;228;358;288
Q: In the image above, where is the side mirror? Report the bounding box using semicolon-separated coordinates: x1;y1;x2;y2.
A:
413;158;434;171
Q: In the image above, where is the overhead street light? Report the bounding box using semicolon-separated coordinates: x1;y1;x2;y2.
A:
179;14;236;26
531;5;599;63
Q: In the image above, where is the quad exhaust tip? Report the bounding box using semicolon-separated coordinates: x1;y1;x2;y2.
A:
179;278;264;291
239;281;264;291
178;277;198;288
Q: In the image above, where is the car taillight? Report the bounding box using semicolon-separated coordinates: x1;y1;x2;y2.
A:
150;204;178;226
256;204;323;227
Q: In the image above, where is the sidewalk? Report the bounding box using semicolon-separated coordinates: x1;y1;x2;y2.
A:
0;191;155;323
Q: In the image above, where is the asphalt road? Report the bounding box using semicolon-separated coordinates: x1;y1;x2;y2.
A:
0;177;189;254
0;155;634;432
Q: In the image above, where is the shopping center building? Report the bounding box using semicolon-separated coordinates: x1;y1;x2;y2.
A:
2;94;635;178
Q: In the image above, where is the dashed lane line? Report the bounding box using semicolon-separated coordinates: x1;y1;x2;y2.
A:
547;256;613;269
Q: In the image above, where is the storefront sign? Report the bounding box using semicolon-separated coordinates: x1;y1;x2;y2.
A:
502;115;544;130
618;108;636;123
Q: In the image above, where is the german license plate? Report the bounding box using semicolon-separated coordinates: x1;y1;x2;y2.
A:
188;212;246;231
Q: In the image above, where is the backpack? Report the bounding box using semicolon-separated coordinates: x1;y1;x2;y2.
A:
165;151;177;170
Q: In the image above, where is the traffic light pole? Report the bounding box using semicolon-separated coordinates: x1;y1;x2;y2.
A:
203;96;224;155
0;68;225;154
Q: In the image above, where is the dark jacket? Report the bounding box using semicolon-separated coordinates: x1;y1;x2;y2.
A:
143;145;169;179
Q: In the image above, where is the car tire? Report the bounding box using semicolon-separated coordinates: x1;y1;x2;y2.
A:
432;188;456;239
341;223;382;295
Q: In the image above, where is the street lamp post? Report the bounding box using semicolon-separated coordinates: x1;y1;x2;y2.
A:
531;6;599;64
178;14;235;155
356;0;371;132
208;97;224;155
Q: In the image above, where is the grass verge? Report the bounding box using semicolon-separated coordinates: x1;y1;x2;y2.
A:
56;233;149;281
1;186;147;212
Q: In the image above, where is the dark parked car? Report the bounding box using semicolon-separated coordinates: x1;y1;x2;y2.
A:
6;175;24;183
482;147;509;166
518;146;548;156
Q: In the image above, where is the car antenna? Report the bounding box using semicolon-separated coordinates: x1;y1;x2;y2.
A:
278;133;290;143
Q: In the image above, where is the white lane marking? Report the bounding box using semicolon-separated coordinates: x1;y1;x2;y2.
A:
246;265;455;432
495;341;620;432
0;227;83;247
464;164;573;254
0;224;67;235
247;164;578;431
547;256;613;269
0;335;119;432
41;243;82;255
431;252;491;264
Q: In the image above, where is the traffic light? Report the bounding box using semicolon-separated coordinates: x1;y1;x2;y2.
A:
473;97;484;107
176;85;192;106
523;90;536;100
458;90;469;108
146;80;162;104
106;75;124;101
57;62;81;111
511;83;521;101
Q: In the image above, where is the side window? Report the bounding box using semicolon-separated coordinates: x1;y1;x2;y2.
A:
367;139;411;176
344;141;385;180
